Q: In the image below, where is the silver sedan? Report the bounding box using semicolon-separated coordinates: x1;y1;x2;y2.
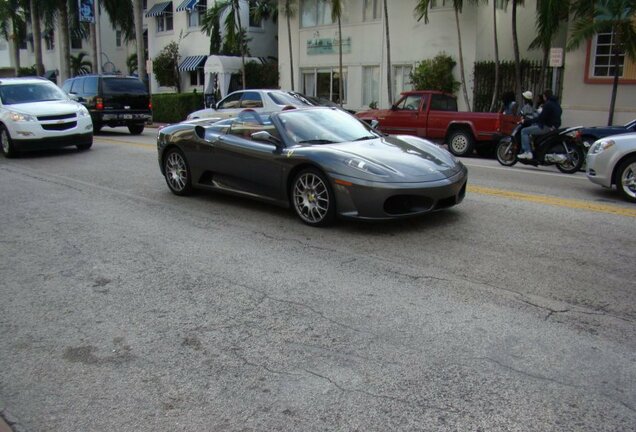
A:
586;132;636;202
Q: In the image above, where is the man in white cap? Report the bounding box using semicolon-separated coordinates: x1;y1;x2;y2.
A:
520;90;536;118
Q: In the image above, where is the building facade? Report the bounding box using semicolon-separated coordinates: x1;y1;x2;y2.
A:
145;0;278;94
278;0;635;126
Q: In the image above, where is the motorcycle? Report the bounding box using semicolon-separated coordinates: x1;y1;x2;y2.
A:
496;123;585;174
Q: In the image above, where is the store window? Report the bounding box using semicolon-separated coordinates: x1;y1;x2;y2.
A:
363;0;380;21
302;67;347;104
362;66;379;106
393;65;413;97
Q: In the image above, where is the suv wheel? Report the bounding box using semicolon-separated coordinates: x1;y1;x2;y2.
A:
0;125;17;158
93;123;102;134
128;124;144;135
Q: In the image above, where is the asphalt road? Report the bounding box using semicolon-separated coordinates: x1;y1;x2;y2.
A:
0;128;634;431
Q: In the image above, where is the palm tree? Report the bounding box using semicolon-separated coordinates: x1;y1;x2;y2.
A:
132;0;145;84
384;0;392;105
414;0;474;111
568;0;636;125
0;0;26;75
331;0;343;106
511;0;524;107
29;0;44;75
488;0;502;112
70;51;92;75
529;0;569;98
202;0;246;89
57;0;71;82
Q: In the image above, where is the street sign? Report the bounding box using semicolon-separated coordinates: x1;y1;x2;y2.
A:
146;59;153;74
550;48;564;68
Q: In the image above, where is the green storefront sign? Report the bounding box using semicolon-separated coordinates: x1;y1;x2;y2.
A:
307;37;352;55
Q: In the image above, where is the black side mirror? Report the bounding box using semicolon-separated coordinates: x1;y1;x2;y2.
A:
390;104;398;111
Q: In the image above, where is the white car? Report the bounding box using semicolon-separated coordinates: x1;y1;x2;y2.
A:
586;132;636;202
0;77;93;158
186;89;310;120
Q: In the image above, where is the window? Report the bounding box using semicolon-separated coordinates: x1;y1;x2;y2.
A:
240;91;264;108
249;0;263;28
301;0;333;27
83;76;98;95
496;0;506;10
143;0;147;10
71;33;82;50
591;31;625;78
45;30;55;51
156;4;173;32
189;70;204;86
430;94;457;111
431;0;452;8
217;92;242;109
393;65;412;97
188;0;206;27
302;67;347;104
363;0;380;21
115;30;122;48
70;77;86;95
395;94;422;111
362;66;379;106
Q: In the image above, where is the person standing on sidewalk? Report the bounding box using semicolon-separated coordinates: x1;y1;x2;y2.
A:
518;89;562;159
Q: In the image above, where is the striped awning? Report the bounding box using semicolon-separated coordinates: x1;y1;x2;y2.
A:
145;1;172;17
178;55;207;71
176;0;199;12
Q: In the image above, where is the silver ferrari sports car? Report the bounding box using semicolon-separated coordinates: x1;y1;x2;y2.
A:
157;107;467;226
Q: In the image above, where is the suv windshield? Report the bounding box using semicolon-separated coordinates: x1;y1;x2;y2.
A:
102;78;147;94
0;83;68;105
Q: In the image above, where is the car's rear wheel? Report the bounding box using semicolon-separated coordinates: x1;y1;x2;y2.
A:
555;140;584;174
616;155;636;203
447;129;474;157
0;125;17;158
128;124;145;135
291;168;335;227
163;148;192;196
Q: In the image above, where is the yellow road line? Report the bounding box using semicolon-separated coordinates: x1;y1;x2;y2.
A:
468;185;636;218
98;137;156;149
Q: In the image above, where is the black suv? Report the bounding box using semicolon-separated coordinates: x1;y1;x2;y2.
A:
62;75;152;135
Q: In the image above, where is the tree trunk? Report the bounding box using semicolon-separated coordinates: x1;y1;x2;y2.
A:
235;2;245;89
384;0;392;106
454;9;470;111
489;0;499;112
30;0;44;75
512;0;522;108
286;2;294;91
58;0;71;82
134;0;146;84
338;17;343;106
540;46;549;101
10;19;20;76
608;45;621;126
90;23;98;74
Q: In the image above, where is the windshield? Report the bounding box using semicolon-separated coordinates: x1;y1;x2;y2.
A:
102;78;148;95
278;108;379;144
268;91;312;107
0;83;68;105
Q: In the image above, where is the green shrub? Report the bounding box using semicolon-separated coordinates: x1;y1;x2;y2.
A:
17;65;37;77
409;52;460;94
151;92;204;123
245;60;279;89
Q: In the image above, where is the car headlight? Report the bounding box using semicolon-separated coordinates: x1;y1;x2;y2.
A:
9;111;36;122
589;139;615;155
77;106;90;117
345;158;388;176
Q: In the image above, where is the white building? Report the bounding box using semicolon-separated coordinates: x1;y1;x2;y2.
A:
278;0;636;126
144;0;278;94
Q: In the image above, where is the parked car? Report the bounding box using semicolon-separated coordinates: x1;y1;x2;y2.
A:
586;132;636;203
62;74;152;135
0;77;93;158
579;119;636;149
289;92;357;114
185;89;311;120
158;107;467;226
356;90;519;157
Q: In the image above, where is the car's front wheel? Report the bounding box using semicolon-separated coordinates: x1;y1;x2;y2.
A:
616;155;636;203
77;139;93;151
0;125;17;158
163;148;192;196
291;168;335;227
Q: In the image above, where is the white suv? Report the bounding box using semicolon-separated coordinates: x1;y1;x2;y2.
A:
0;77;93;158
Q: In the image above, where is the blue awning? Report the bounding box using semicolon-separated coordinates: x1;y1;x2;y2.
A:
176;0;199;12
145;1;172;17
178;55;207;71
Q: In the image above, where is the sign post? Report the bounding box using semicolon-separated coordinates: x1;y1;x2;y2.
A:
549;48;564;95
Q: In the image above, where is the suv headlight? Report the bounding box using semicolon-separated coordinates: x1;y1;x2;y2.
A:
77;106;90;117
589;139;614;155
9;111;36;122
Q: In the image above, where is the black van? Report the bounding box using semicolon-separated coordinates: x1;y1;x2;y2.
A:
62;75;152;135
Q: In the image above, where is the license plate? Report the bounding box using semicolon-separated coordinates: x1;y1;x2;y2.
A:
122;114;133;119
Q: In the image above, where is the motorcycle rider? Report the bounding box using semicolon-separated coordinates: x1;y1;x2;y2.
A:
519;90;536;119
518;89;562;160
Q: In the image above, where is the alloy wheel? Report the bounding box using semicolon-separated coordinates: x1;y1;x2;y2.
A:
165;151;189;193
293;172;330;224
620;161;636;200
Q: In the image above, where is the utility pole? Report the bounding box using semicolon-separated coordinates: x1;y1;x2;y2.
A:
95;0;102;73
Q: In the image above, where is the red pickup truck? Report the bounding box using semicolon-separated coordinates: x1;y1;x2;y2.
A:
356;90;518;157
